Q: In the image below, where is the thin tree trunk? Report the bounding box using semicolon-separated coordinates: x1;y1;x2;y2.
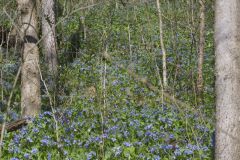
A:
197;0;205;104
156;0;167;88
41;0;58;77
215;0;240;159
41;0;58;107
17;0;41;117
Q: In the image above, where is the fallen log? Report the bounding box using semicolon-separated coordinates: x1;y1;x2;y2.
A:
0;118;28;133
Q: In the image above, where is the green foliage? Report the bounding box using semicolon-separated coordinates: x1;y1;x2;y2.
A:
2;100;213;159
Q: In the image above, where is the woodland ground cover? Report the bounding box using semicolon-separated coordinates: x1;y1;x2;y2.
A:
1;59;213;159
2;103;213;159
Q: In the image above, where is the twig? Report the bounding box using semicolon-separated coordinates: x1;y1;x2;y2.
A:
0;65;21;158
36;60;59;143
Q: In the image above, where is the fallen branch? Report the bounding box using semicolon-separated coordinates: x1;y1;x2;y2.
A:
0;118;28;133
127;68;192;109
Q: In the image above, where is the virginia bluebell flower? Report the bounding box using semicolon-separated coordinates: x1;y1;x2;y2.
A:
123;142;132;147
31;148;38;154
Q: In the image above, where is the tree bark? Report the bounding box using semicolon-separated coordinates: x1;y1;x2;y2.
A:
0;119;28;133
215;0;240;159
41;0;58;77
17;0;41;117
197;0;205;104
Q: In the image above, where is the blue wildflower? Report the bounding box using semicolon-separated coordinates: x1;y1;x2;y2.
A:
169;134;174;139
26;137;33;143
94;136;101;142
47;153;51;160
13;134;21;143
33;128;39;133
112;80;119;86
43;111;52;116
154;155;161;160
41;139;50;146
138;153;145;158
123;131;129;137
63;150;68;156
174;149;182;156
134;141;142;146
123;142;132;147
186;144;200;151
145;131;152;137
149;147;156;153
86;151;96;160
102;134;108;139
24;153;30;159
202;146;209;151
9;146;20;154
113;146;122;157
31;148;38;154
161;144;173;150
144;124;153;130
184;149;193;155
20;127;28;135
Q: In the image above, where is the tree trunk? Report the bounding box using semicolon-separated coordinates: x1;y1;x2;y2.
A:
41;0;58;77
197;0;205;104
156;0;167;88
17;0;41;117
215;0;240;159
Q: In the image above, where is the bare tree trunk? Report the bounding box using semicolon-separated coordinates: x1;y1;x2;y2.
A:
156;0;167;88
197;0;205;104
215;0;240;159
41;0;58;77
17;0;41;117
41;0;58;107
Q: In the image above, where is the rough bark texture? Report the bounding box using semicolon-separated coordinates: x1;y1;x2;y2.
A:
17;0;41;117
0;119;28;133
156;0;167;88
197;0;205;103
41;0;58;76
215;0;240;159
